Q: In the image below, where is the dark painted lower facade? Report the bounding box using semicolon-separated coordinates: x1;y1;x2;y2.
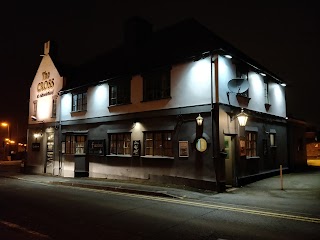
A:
26;104;289;191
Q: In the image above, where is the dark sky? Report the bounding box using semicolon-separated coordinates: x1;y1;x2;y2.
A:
1;0;320;141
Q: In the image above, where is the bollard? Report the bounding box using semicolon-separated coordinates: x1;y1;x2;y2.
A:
280;164;284;190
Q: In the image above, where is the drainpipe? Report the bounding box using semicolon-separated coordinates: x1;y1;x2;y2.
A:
211;53;225;193
58;91;62;176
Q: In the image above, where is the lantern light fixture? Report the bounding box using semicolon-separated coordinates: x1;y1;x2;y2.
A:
196;114;204;126
236;109;248;127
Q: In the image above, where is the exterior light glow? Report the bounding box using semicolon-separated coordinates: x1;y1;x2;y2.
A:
260;72;266;77
196;114;204;126
281;83;286;87
225;55;232;59
1;122;10;139
237;109;248;127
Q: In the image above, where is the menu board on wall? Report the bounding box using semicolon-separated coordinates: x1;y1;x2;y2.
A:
179;141;189;157
132;140;140;156
32;143;40;151
88;140;105;155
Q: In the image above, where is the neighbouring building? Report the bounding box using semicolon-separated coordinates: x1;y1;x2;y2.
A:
306;128;320;160
27;17;290;191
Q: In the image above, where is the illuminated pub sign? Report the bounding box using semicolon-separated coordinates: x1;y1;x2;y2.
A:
88;140;105;155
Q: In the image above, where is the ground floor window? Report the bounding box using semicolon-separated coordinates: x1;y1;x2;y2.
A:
65;135;86;154
269;133;276;146
246;131;257;157
144;131;173;157
109;133;131;155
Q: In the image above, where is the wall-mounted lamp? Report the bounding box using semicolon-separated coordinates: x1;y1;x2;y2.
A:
34;133;43;138
196;114;204;126
225;54;232;59
280;83;286;87
230;108;248;127
236;109;248;127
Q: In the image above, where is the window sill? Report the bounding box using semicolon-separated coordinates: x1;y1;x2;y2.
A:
71;110;87;116
63;153;86;156
106;154;132;158
108;102;132;108
246;156;260;160
141;156;174;160
140;96;171;103
71;110;87;113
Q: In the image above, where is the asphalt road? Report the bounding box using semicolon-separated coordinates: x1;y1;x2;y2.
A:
1;175;319;240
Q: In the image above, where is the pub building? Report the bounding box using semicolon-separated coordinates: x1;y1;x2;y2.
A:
27;18;290;191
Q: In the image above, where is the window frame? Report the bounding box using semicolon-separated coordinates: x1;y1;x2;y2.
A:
33;100;38;118
65;135;87;155
245;131;258;157
108;78;131;106
108;133;131;156
143;68;171;102
72;92;87;112
144;131;173;157
269;133;276;147
52;95;57;118
235;64;249;98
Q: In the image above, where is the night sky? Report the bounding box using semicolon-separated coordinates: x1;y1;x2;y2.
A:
1;1;319;141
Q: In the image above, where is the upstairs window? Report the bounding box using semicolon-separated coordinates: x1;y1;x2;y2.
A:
144;131;173;157
235;64;249;98
52;95;57;118
33;100;37;118
109;78;131;106
143;68;171;101
109;133;131;155
264;80;270;104
72;92;87;112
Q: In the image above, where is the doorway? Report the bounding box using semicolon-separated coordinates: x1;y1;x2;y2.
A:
224;135;235;186
45;132;54;174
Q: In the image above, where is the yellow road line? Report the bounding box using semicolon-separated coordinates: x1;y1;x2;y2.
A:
21;180;320;225
0;220;51;239
82;187;320;224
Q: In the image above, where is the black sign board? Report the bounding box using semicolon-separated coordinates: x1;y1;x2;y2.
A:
88;140;105;155
132;140;140;156
32;143;40;151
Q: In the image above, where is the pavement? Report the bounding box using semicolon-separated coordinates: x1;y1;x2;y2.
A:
1;159;320;207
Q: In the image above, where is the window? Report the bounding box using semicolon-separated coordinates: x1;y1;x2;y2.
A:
143;68;171;101
264;80;270;104
72;92;87;112
65;135;86;154
109;133;131;155
33;100;37;118
246;131;257;157
144;131;173;157
236;64;249;98
270;133;276;146
52;95;57;118
109;79;131;106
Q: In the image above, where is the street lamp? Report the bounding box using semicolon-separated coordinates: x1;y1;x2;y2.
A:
1;122;10;139
1;122;10;159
